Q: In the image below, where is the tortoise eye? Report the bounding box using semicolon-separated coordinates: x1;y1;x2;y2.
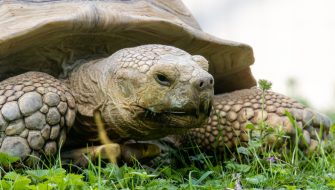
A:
155;73;171;86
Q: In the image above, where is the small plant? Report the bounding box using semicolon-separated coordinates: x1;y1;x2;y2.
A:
258;79;272;91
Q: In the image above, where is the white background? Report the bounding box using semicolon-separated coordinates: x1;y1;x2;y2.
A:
182;0;335;111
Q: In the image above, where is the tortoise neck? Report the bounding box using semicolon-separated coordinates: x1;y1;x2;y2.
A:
67;59;108;117
66;58;125;142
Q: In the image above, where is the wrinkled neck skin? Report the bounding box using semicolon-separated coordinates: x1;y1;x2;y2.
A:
67;56;131;141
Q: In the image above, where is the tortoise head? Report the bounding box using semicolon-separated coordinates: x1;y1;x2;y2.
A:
69;45;214;139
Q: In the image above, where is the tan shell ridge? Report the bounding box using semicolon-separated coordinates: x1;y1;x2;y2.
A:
0;0;255;93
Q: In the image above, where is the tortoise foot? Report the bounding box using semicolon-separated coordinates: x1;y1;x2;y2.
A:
61;142;161;167
61;143;121;167
188;87;332;152
0;72;76;165
121;142;161;162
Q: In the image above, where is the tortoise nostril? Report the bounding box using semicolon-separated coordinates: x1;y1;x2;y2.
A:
194;76;214;90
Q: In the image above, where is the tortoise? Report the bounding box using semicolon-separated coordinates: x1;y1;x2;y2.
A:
0;0;331;165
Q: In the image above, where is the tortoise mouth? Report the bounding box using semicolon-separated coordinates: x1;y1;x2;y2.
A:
137;103;211;129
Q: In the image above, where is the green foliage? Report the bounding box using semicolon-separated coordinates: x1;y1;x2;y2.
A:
0;153;19;166
0;132;334;189
1;133;335;190
1;172;31;190
258;79;272;91
245;174;267;185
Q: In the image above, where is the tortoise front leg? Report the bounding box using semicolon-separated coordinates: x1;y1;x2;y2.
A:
188;87;332;152
0;72;76;165
61;109;161;166
61;143;121;167
61;142;160;166
61;111;121;166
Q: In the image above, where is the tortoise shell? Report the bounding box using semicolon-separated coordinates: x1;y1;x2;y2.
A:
0;0;256;93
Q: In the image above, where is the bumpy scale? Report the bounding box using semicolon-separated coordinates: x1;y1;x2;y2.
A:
189;88;331;153
0;72;75;164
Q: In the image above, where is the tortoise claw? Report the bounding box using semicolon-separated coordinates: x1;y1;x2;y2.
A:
61;143;121;167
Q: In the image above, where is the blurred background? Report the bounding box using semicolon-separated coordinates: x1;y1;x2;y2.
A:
182;0;335;116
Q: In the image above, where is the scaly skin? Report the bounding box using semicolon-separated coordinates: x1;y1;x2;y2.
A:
188;88;331;152
0;72;76;165
0;45;331;165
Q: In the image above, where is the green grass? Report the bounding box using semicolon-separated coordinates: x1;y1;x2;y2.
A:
1;122;335;189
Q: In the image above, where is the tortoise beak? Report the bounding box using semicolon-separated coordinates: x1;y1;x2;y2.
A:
175;96;212;119
201;98;213;117
137;89;213;129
